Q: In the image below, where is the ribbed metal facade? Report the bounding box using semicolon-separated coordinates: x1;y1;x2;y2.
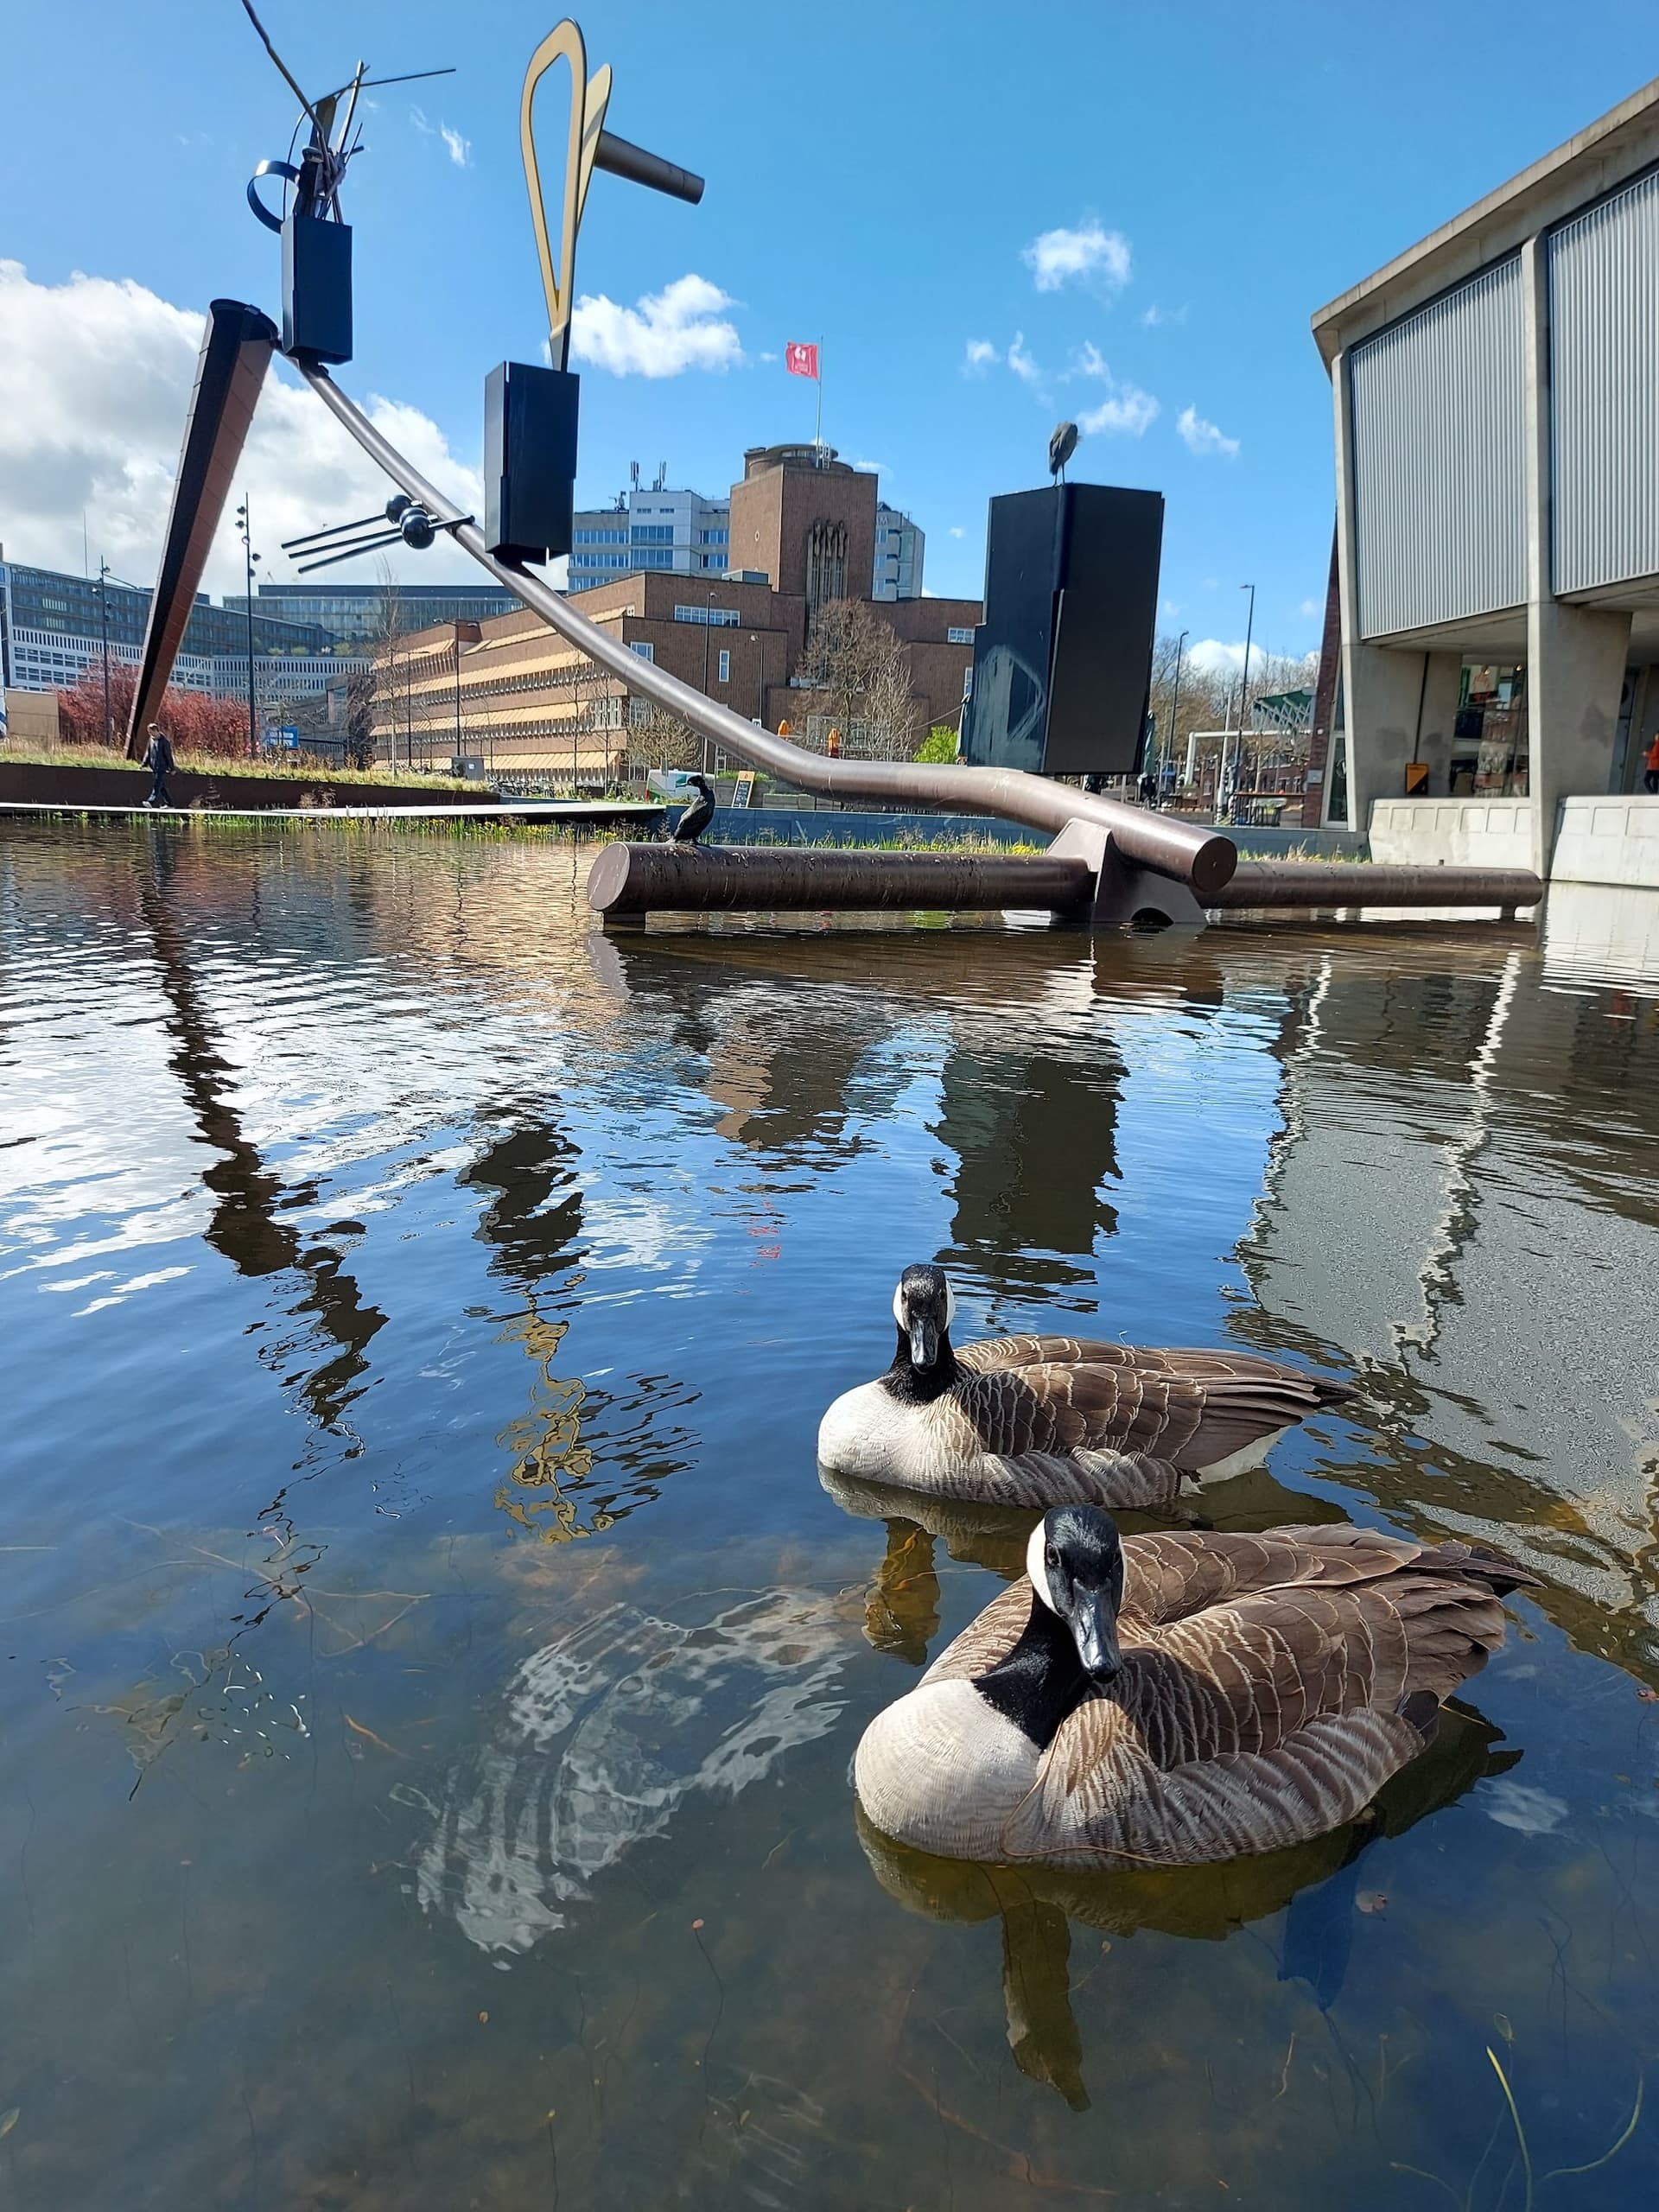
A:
1350;257;1527;637
1549;168;1659;594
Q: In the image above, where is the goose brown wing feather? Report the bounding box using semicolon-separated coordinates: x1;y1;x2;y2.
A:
958;1336;1351;1405
1121;1524;1424;1624
920;1580;1035;1688
1005;1709;1433;1866
947;1363;1209;1462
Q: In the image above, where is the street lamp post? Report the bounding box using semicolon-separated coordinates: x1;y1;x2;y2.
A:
234;496;260;757
97;560;112;745
1167;627;1189;796
1225;583;1255;819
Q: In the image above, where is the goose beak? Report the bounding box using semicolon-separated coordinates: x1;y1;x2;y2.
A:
1069;1592;1122;1684
908;1313;939;1369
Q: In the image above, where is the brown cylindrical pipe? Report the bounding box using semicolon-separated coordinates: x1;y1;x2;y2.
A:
1215;861;1544;908
588;842;1093;918
593;130;704;205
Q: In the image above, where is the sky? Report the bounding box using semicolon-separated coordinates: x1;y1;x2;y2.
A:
3;0;1656;677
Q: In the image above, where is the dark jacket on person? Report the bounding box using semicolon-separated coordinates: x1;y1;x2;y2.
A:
143;732;175;774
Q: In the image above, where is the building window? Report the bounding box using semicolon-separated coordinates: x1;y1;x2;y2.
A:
630;641;655;663
631;525;675;545
671;604;740;626
717;649;730;684
947;626;975;645
805;519;849;612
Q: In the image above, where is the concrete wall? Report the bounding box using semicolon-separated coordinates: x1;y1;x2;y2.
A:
1370;791;1659;885
1369;797;1536;869
1549;794;1659;886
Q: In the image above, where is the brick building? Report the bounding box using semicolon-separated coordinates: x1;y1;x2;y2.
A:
371;447;980;779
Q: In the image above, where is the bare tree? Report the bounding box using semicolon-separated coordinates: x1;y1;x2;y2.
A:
625;696;700;776
369;559;412;769
794;597;918;757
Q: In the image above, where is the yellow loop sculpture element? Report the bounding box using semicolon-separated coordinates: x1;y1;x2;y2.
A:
519;19;612;372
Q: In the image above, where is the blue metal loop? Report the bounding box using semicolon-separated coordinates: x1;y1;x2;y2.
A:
246;159;300;233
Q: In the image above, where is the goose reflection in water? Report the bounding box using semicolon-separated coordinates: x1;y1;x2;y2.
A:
406;1587;855;1955
856;1699;1520;2111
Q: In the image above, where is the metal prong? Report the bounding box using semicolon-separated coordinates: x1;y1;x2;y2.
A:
592;129;703;206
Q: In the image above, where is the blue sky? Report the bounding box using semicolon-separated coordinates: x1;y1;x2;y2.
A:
3;0;1656;664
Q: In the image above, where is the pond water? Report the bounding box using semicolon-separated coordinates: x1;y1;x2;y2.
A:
2;817;1657;2210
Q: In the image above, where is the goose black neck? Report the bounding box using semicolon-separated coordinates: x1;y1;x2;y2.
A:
975;1593;1090;1749
882;1325;957;1404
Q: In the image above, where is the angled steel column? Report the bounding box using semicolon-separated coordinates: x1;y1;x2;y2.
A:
125;301;279;756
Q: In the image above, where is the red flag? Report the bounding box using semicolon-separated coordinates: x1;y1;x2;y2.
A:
785;341;820;380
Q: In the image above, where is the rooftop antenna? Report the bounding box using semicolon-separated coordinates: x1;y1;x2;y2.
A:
655;461;667;490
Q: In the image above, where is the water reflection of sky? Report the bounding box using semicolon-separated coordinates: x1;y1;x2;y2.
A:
0;820;1656;2208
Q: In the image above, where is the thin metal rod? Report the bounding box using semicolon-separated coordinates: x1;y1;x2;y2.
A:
296;531;404;574
296;365;1239;896
283;510;388;550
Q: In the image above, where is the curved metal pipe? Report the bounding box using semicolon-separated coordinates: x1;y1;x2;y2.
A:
296;367;1237;898
588;842;1092;918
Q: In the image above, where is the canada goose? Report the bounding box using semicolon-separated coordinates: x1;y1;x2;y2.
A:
855;1698;1520;2106
817;1263;1351;1508
854;1506;1536;1866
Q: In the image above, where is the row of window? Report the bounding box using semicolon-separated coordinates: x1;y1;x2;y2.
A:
572;527;627;544
947;626;976;645
631;525;676;545
672;605;740;626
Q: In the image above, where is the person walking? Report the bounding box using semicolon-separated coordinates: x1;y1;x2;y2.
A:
143;723;176;809
1645;728;1659;795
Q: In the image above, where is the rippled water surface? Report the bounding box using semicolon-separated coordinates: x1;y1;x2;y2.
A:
3;818;1658;2209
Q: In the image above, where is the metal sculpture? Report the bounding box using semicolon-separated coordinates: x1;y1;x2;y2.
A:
124;301;278;756
280;495;473;576
117;12;1546;931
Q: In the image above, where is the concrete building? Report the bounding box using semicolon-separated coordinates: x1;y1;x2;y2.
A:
372;571;980;782
873;504;925;601
1309;78;1659;884
0;554;333;692
220;580;519;648
567;477;731;594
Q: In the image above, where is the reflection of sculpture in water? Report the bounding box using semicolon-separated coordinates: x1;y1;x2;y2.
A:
407;1586;855;1955
493;1308;604;1541
856;1699;1520;2109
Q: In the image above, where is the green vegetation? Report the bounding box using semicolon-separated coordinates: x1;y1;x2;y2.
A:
1;744;476;791
915;725;961;764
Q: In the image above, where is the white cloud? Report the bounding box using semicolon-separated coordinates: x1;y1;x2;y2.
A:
1177;405;1240;458
410;105;431;135
1022;219;1131;295
963;338;999;374
1068;346;1158;435
440;125;471;169
570;273;743;378
0;260;484;594
1185;639;1278;679
949;525;966;539
1300;597;1321;618
1140;303;1185;327
758;350;779;364
1007;331;1042;386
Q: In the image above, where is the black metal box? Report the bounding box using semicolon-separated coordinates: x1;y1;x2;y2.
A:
484;361;580;565
281;214;353;366
962;483;1163;777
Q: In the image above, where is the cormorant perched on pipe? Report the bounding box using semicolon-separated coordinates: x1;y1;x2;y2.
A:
670;772;715;846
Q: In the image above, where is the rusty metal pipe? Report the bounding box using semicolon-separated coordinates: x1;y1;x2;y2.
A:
588;842;1093;918
1214;861;1544;909
296;369;1236;898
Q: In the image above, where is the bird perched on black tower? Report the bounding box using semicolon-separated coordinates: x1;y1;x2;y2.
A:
1048;420;1079;485
669;772;715;846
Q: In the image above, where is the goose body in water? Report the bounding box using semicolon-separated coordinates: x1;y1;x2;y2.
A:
817;1265;1351;1509
854;1505;1536;1867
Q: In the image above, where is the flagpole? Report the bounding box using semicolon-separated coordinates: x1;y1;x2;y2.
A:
815;334;823;453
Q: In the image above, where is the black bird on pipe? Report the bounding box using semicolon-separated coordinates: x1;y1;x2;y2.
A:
669;772;716;847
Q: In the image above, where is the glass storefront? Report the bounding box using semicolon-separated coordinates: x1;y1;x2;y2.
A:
1452;661;1528;795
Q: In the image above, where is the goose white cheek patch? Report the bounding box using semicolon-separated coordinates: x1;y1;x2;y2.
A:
1026;1522;1056;1611
893;1283;906;1328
